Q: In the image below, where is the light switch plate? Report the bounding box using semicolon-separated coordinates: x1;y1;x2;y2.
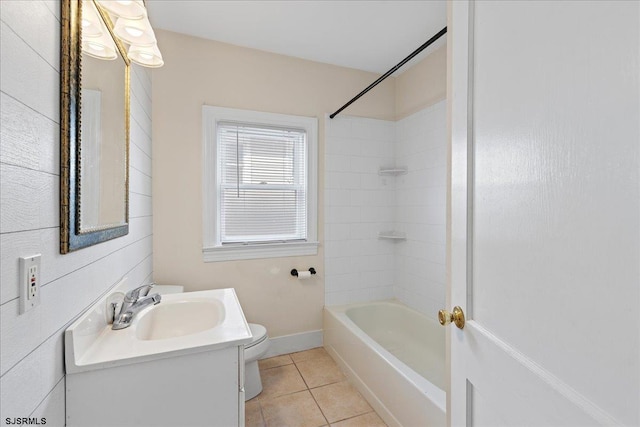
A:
19;254;41;314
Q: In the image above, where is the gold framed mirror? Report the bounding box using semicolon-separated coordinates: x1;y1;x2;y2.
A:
60;0;130;254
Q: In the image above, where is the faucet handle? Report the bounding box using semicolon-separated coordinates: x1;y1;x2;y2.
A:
124;284;154;302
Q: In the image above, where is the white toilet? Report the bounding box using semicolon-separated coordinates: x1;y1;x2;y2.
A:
244;323;271;400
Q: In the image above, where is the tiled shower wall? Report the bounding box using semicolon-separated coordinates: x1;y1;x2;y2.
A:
324;100;447;320
324;116;396;306
394;101;447;319
0;1;153;423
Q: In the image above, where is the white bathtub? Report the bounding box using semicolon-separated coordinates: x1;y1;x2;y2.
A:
324;300;446;427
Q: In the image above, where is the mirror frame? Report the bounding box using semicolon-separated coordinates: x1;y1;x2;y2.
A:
60;0;130;254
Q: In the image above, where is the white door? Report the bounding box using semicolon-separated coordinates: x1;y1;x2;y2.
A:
447;1;639;426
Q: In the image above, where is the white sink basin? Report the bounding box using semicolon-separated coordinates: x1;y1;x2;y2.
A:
136;299;225;341
65;288;252;374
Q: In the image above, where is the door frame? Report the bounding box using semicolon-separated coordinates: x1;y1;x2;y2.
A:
447;0;473;423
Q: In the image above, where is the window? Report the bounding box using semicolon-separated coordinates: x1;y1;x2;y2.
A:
203;106;318;261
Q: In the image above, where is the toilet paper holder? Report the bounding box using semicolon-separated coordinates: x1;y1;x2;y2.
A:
290;267;316;277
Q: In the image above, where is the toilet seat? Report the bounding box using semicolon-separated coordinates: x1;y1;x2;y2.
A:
246;323;268;350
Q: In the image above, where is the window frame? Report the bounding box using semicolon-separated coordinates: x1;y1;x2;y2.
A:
202;106;318;262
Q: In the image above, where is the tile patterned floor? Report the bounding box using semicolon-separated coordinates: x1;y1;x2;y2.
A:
246;347;388;427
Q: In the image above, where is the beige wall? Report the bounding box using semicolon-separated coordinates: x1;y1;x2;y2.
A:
152;30;396;337
152;29;446;338
395;44;447;119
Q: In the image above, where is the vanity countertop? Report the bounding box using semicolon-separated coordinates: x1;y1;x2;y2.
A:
65;288;252;374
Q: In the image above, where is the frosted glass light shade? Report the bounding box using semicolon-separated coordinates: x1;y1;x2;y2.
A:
81;0;104;38
96;0;146;20
114;16;156;46
128;44;164;68
82;32;118;60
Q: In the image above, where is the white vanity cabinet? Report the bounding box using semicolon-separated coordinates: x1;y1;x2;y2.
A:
67;345;245;427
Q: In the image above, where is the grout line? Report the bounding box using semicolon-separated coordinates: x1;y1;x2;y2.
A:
331;410;377;426
255;350;387;427
307;387;330;426
290;357;331;426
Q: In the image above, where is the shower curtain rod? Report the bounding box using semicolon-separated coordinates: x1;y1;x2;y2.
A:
329;26;447;119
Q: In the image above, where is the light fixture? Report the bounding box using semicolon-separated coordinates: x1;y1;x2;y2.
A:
95;0;146;20
81;1;117;59
128;43;164;68
113;16;156;46
81;0;104;38
82;33;118;60
82;0;164;68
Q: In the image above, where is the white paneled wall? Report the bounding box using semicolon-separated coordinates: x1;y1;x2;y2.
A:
324;101;447;319
394;101;447;319
324;115;396;305
0;1;153;424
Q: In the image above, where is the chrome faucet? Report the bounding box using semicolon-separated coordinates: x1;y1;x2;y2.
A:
112;284;161;330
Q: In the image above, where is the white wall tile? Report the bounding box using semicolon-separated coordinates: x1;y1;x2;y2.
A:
324;223;350;242
324;116;396;303
324;102;446;319
325;189;350;207
326;116;353;138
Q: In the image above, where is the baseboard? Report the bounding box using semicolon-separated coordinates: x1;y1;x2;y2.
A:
261;329;323;358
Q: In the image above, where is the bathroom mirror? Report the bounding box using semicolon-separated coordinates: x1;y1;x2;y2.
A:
60;0;130;253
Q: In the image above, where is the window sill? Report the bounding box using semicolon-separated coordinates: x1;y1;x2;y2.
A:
203;241;319;262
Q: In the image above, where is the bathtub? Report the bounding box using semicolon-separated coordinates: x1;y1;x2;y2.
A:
324;300;446;427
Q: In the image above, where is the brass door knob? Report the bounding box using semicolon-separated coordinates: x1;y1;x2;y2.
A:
438;306;465;329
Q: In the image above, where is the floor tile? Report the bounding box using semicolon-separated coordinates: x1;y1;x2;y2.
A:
296;354;345;388
245;399;266;427
290;347;330;363
261;390;328;427
259;354;294;370
311;381;372;423
330;412;387;427
259;364;307;401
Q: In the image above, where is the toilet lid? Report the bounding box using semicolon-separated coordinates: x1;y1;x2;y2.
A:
246;323;268;348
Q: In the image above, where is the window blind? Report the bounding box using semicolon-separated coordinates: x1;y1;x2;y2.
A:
217;122;307;244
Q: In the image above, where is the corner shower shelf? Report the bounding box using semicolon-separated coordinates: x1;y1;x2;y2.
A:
378;231;407;241
378;167;407;176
